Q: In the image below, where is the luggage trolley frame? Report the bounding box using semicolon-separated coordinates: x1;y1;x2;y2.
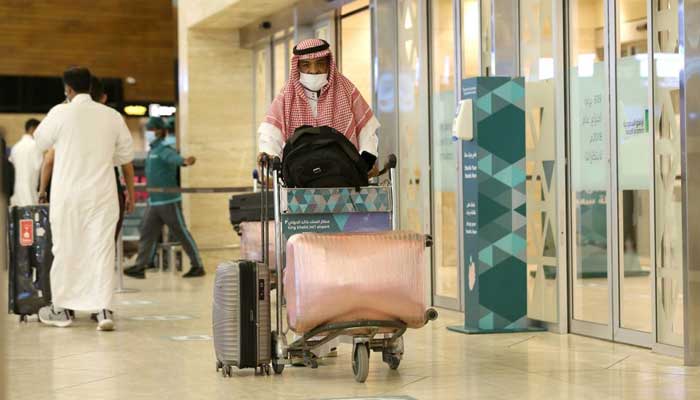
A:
267;156;437;382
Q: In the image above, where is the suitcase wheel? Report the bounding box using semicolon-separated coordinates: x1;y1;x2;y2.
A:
221;364;232;378
256;364;271;376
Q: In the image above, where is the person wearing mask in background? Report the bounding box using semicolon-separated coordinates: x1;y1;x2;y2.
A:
256;38;381;363
257;38;380;175
34;66;135;331
9;119;42;206
123;117;204;279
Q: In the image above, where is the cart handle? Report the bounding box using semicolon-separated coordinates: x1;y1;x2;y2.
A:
377;154;397;177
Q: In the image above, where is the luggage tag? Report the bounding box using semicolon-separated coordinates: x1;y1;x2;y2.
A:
19;219;34;247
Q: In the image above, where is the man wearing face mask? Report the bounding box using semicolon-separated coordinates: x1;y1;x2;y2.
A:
257;38;380;175
257;38;381;364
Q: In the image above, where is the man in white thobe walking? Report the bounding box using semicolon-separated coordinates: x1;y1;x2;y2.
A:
34;67;135;331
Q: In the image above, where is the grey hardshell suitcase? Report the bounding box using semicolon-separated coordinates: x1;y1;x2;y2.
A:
213;158;273;377
213;260;271;376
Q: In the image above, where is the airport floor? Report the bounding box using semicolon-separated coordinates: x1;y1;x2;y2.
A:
4;269;700;400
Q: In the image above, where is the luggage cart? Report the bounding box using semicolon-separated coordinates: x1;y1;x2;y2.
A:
266;156;438;383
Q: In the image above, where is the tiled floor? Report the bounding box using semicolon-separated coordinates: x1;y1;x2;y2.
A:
4;270;700;400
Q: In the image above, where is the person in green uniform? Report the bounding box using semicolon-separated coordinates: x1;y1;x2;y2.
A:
124;117;204;278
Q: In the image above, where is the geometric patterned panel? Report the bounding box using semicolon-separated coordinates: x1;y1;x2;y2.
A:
458;77;532;333
282;187;392;214
654;0;683;347
524;79;558;323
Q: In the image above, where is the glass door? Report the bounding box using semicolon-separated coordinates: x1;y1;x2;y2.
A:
567;0;654;346
612;0;653;345
567;0;612;338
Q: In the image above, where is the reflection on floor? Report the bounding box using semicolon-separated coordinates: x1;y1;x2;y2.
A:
573;274;672;333
5;271;700;400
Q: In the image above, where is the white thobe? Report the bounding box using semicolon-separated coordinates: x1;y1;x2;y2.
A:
34;94;134;311
258;88;380;158
9;134;43;207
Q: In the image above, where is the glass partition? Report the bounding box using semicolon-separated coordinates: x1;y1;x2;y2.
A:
340;7;373;103
568;0;610;326
461;0;480;78
616;0;653;334
430;0;459;307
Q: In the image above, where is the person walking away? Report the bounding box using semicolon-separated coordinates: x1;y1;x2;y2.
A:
34;67;135;331
38;76;136;322
123;117;204;279
9;119;42;206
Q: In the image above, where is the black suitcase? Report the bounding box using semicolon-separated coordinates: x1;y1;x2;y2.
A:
229;191;274;232
8;205;53;321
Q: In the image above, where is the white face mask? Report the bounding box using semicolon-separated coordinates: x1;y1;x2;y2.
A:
299;72;328;91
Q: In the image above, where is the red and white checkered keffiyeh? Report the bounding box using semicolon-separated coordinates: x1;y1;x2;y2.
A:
263;38;374;150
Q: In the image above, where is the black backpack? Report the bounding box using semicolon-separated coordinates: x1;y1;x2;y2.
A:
282;126;369;188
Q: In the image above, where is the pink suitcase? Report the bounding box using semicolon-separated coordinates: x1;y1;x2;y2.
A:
239;221;276;270
284;231;429;333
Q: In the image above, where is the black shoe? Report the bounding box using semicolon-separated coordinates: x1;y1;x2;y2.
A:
182;267;205;278
124;265;146;279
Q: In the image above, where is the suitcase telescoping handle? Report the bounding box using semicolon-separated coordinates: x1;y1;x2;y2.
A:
260;154;270;267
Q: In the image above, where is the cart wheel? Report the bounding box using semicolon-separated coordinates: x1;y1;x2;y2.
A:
272;358;285;375
310;358;319;369
271;333;285;375
216;360;223;372
385;354;401;370
352;344;370;383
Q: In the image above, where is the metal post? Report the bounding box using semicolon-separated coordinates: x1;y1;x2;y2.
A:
273;169;286;356
115;232;139;294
